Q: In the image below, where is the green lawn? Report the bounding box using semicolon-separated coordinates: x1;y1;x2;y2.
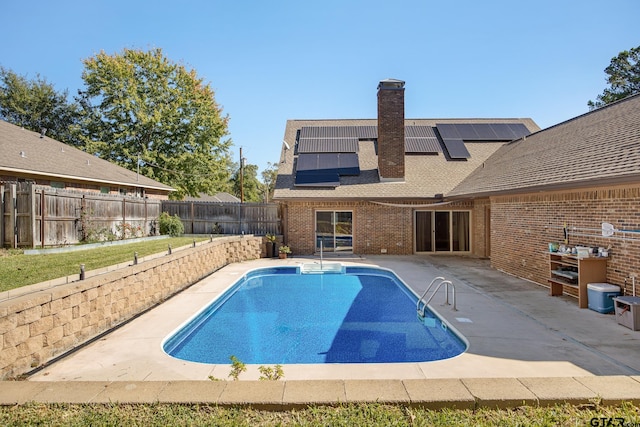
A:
0;237;210;292
0;402;638;426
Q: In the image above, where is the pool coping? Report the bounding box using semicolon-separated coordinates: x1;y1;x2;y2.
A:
2;376;640;408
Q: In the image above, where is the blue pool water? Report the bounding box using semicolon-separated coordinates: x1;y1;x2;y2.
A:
163;265;467;364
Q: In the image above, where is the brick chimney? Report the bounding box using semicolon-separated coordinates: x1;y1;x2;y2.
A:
377;79;405;181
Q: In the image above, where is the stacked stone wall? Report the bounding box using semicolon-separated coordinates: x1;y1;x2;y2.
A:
0;236;261;379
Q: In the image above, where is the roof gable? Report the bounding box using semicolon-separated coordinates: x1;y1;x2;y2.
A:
449;94;640;198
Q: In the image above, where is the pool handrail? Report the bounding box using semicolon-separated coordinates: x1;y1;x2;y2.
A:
417;276;446;316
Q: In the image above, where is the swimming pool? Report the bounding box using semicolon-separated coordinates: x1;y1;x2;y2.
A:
162;264;467;364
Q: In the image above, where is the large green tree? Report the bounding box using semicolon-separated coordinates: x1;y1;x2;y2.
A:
0;67;80;145
75;48;233;199
588;45;640;110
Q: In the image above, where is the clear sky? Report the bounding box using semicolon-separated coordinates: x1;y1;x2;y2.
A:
2;0;638;176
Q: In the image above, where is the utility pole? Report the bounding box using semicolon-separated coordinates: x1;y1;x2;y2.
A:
240;147;244;203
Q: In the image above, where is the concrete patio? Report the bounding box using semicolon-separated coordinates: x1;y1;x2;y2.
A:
2;255;639;408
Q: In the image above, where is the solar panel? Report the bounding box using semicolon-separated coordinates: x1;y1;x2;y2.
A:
405;126;437;138
442;139;470;159
295;172;340;187
294;153;360;187
437;123;531;141
299;126;378;140
356;126;377;139
297;138;358;153
489;124;516;140
507;123;531;139
472;124;498;139
435;124;461;139
405;138;441;153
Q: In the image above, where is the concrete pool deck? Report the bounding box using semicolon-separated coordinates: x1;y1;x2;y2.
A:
5;255;640;408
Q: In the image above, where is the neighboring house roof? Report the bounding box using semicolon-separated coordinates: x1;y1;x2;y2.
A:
273;118;539;201
183;192;241;202
449;94;640;198
0;120;173;192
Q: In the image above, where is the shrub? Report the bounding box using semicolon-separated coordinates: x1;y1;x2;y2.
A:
158;212;184;237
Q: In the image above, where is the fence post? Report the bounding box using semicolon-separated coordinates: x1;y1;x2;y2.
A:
10;183;17;248
191;202;195;234
40;188;45;248
27;182;36;248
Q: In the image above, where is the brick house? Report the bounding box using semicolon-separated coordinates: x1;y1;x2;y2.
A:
0;119;173;199
449;93;640;297
273;79;539;257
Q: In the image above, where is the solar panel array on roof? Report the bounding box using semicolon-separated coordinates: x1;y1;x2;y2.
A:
436;123;531;141
294;153;360;187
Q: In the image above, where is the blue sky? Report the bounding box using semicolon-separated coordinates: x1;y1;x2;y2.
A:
2;0;638;176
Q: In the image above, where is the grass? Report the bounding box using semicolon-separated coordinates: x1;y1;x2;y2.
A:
0;402;638;426
0;236;211;292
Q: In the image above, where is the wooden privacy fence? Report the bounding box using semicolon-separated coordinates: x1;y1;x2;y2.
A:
2;183;281;248
1;182;161;248
161;201;281;236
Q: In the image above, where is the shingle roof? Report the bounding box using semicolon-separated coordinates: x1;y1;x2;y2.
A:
0;120;173;191
183;192;241;202
273;118;539;201
449;94;640;198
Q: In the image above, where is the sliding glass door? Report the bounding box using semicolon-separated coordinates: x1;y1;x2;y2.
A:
415;210;470;253
316;211;353;252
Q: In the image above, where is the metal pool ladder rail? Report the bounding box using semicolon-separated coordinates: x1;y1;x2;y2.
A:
417;276;458;317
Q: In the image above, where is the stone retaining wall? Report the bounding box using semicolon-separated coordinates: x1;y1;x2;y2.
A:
0;236;262;380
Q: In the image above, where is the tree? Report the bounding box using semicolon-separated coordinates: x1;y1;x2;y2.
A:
0;67;80;145
588;46;640;110
231;162;264;202
75;48;233;199
261;162;279;202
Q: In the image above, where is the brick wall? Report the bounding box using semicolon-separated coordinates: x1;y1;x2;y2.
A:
489;185;640;297
0;236;262;380
284;200;481;256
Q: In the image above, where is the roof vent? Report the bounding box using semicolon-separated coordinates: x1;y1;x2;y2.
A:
20;151;26;158
40;128;47;138
86;159;91;165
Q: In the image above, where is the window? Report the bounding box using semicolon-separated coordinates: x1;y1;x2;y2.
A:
100;186;110;194
415;210;470;252
50;181;65;189
315;211;353;252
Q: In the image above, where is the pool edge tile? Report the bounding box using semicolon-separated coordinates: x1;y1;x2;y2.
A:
282;380;346;407
575;376;640;405
403;379;475;410
218;381;285;409
462;378;538;409
158;380;227;403
344;379;409;403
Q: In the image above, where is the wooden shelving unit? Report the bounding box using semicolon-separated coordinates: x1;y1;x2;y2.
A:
548;253;607;308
